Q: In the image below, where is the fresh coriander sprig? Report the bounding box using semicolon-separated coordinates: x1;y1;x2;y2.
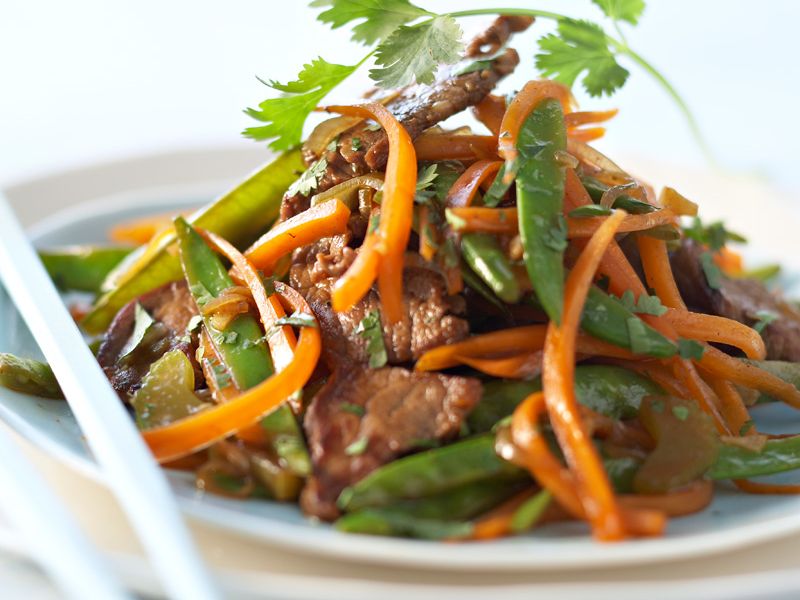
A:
245;0;709;160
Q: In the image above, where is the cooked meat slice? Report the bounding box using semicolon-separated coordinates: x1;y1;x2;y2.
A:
300;366;482;520
97;280;202;398
466;15;535;56
290;246;469;369
671;239;800;361
282;16;531;220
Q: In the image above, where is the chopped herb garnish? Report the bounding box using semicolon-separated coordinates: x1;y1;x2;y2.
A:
617;290;668;316
351;137;362;152
700;251;723;289
286;158;328;197
739;420;755;436
677;338;705;360
671;405;690;421
119;303;155;359
340;402;366;417
415;163;439;204
355;310;388;368
444;209;467;230
189;282;214;307
273;311;318;330
345;436;369;456
684;217;747;252
753;310;779;334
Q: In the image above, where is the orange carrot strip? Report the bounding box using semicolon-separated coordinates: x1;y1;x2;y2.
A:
415;326;549;372
567;127;606;143
245;199;351;273
734;480;800;494
142;283;320;462
469;488;538;540
445;160;503;208
542;209;628;541
664;310;767;361
331;233;381;313
458;352;543;380
636;236;686;309
413;134;498;162
619;481;712;518
445;205;677;236
324;103;417;323
418;206;437;261
109;211;182;245
702;374;752;437
715;246;744;277
472;94;507;137
564;109;618;129
498;80;572;166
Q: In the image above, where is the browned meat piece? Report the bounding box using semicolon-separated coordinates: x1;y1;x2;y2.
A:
301;366;482;520
466;15;535;56
290;243;469;369
281;16;532;220
97;280;202;398
671;239;800;361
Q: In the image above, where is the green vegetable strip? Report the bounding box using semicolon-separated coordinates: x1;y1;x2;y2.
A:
260;404;311;477
82;149;305;334
468;365;663;433
39;246;134;293
515;97;567;324
710;436;800;480
582;287;677;358
175;217;273;390
461;233;521;304
743;360;800;404
578;175;656;214
460;263;512;318
0;353;63;399
334;509;475;540
338;435;523;511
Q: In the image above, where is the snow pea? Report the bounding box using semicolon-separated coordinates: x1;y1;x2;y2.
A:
260;402;311;477
461;233;521;304
468;365;663;433
175;217;274;390
337;434;523;511
40;246;133;293
82;149;305;335
0;353;63;399
335;510;474;540
582;286;677;358
743;360;800;403
710;435;800;480
515;97;567;324
579;175;656;214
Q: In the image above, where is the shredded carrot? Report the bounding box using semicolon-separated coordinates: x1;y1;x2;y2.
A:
109;211;184;245
472;94;506;137
445;160;503;208
413;134;498;162
664;310;766;361
469;489;539;540
567;127;606;143
142;283;320;462
245;198;350;273
734;480;800;494
418;206;437;261
498;80;572;167
620;481;712;517
445;205;677;237
564;109;618;129
323;103;417;323
714;246;744;276
702;374;753;437
331;233;381;312
542;209;628;540
458;352;543;380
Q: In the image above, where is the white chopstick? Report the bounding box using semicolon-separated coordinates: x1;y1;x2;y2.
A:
0;424;130;600
0;195;220;600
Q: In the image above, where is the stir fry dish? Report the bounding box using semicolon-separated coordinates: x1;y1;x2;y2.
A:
8;9;800;543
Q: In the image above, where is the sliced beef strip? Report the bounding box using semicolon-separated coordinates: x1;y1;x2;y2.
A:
282;16;530;220
300;366;482;520
97;280;203;398
671;239;800;361
290;243;469;370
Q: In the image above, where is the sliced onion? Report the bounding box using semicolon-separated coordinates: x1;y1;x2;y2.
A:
568;139;631;186
309;173;384;209
304;115;364;158
600;181;641;209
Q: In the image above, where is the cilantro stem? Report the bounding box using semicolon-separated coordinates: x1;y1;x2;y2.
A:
444;7;714;164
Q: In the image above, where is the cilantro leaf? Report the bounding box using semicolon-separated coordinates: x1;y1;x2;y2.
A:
312;0;431;45
683;217;747;251
535;19;629;97
753;310;779;334
355;310;388;368
592;0;646;25
273;310;318;330
415;163;439;203
244;57;360;150
370;15;464;88
700;251;723;290
677;338;705;360
286;158;328;198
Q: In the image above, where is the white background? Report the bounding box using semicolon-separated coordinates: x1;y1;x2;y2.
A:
1;0;799;190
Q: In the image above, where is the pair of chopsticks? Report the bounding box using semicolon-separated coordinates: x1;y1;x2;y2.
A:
0;195;220;599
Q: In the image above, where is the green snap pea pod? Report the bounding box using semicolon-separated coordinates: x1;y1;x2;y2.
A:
515;97;567;324
582;287;677;358
742;360;800;403
335;509;474;540
260;402;311;477
579;175;656;214
82;149;305;334
604;456;641;494
338;434;523;511
468;365;663;433
175;217;274;390
460;262;513;318
39;246;134;293
710;435;800;480
0;353;63;399
461;233;521;304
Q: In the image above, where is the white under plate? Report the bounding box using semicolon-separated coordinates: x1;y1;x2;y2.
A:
3;149;800;574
